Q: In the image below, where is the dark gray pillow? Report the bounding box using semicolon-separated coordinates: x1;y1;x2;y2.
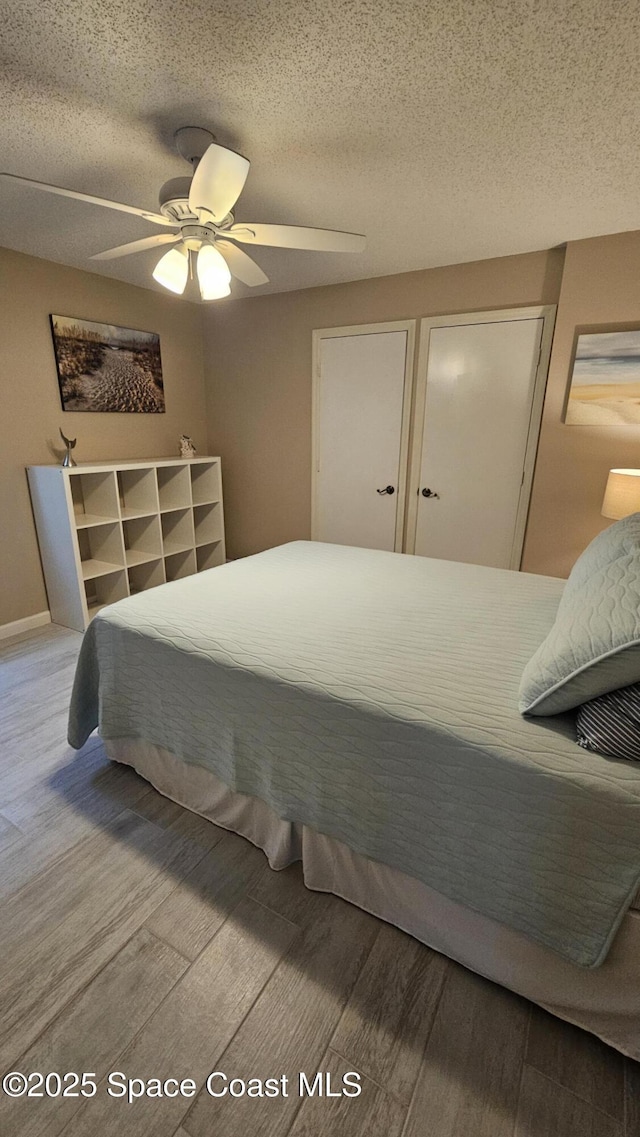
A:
576;683;640;761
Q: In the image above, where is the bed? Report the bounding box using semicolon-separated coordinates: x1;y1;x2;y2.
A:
68;540;640;1059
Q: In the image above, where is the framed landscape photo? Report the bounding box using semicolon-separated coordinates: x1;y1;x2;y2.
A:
565;329;640;424
50;315;165;413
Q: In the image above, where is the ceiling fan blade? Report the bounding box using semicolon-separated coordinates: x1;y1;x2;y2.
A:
0;172;176;227
227;223;366;253
215;239;269;287
188;143;250;224
90;233;180;261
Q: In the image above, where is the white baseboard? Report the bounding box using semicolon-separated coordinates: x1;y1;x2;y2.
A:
0;610;51;641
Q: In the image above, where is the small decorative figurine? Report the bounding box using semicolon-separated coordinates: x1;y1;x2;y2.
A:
179;435;196;458
59;428;77;467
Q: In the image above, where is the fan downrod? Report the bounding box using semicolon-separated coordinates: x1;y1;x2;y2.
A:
174;127;215;167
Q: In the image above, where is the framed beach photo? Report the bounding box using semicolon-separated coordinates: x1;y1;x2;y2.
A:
565;329;640;425
50;315;165;413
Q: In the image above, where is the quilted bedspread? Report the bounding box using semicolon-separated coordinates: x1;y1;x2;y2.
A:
68;541;640;967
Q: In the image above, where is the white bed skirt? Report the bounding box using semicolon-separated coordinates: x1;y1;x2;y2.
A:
106;737;640;1060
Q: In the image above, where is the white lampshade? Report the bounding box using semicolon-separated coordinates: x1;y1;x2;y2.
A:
152;246;189;295
602;469;640;519
197;244;231;300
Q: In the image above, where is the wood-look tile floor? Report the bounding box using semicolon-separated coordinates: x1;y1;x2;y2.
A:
0;623;638;1137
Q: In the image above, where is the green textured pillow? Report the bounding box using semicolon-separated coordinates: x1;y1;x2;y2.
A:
564;513;640;592
519;551;640;716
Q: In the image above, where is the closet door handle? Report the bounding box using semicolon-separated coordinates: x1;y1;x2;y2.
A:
377;485;395;495
421;487;439;498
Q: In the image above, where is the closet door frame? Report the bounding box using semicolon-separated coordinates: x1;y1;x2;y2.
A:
405;305;556;568
311;320;417;551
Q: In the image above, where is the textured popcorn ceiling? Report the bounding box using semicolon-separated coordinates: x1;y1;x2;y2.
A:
2;0;640;299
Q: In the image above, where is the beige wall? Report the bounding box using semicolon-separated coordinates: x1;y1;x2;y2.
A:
522;230;640;577
7;229;638;627
1;247;206;626
203;249;565;561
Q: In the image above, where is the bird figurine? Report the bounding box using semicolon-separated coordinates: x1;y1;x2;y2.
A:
59;428;77;467
179;435;196;458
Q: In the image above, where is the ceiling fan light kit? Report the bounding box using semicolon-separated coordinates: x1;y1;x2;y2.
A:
197;243;231;299
0;126;366;301
152;244;189;294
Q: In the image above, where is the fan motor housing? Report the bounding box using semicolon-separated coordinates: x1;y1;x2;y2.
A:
158;177;195;222
180;222;218;250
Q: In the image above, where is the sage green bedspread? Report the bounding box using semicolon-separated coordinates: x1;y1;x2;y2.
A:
68;541;640;967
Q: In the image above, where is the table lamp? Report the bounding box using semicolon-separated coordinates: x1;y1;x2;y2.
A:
601;469;640;519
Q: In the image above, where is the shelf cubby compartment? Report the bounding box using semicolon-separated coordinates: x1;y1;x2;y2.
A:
84;569;128;622
164;549;196;582
157;465;191;512
123;514;163;567
70;470;120;527
190;461;221;505
196;541;225;572
128;558;165;595
117;467;158;520
161;507;195;556
77;521;125;580
193;502;224;546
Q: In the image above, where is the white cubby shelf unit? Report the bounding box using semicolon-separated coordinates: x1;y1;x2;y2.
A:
27;457;226;631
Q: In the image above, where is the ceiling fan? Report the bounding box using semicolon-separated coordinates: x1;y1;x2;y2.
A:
0;127;366;300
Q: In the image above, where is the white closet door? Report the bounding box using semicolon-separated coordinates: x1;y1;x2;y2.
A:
313;326;413;551
411;312;550;569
